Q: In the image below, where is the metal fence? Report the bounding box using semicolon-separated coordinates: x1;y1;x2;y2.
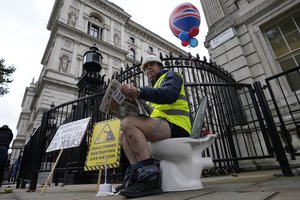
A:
264;66;300;160
15;55;298;191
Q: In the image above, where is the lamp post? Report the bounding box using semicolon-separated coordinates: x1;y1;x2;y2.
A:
77;44;105;97
83;44;102;73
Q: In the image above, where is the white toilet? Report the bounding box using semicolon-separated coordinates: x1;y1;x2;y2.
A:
149;134;216;192
148;97;217;192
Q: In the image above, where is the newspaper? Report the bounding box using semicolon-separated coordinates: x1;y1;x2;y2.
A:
99;79;152;119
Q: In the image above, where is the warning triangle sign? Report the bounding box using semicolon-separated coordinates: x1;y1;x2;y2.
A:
94;123;115;144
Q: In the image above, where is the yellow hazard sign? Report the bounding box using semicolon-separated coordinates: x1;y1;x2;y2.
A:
84;119;121;171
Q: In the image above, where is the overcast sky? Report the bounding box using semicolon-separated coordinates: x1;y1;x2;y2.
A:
0;0;208;139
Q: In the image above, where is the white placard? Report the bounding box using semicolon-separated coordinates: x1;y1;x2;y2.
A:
46;117;91;152
210;27;235;49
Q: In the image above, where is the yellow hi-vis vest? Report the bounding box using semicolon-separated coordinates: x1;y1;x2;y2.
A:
150;73;192;135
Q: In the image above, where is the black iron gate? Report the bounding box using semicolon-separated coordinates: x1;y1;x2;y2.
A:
263;66;300;159
16;55;295;191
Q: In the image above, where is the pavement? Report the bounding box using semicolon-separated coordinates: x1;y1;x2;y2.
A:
1;169;300;200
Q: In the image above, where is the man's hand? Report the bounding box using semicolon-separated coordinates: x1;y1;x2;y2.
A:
121;84;140;98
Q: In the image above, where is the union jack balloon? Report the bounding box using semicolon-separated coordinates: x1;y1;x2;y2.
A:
169;2;201;47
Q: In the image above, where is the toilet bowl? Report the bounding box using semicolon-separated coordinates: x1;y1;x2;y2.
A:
149;134;216;192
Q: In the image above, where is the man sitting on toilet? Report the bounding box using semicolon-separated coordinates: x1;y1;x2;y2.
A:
118;54;192;198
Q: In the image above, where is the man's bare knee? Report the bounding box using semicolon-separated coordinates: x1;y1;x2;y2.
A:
121;116;137;130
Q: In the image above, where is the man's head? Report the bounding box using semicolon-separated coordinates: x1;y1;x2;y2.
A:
141;55;163;80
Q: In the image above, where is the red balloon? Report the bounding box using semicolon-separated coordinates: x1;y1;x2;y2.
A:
189;26;199;37
181;40;189;47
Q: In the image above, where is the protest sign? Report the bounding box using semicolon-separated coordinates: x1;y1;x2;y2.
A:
46;117;91;152
84;119;121;171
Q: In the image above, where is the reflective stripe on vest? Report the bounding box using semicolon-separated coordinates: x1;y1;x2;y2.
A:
150;72;191;135
159;109;190;117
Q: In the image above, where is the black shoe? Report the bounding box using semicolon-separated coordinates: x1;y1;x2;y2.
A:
115;184;125;193
115;158;157;194
120;174;162;198
114;164;134;193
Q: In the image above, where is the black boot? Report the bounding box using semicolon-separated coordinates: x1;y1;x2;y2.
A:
115;164;134;193
120;158;162;198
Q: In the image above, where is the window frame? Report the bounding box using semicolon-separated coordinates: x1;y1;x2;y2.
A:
129;37;135;44
263;10;300;92
128;48;136;60
87;15;104;40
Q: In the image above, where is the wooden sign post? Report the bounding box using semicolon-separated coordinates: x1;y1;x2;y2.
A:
40;117;91;195
40;149;63;195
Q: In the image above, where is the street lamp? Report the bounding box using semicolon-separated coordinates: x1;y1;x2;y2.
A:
83;44;103;73
77;44;105;97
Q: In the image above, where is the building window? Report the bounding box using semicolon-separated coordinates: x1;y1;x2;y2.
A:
149;46;153;53
88;22;100;38
129;48;136;60
129;37;135;44
87;15;104;40
265;12;300;91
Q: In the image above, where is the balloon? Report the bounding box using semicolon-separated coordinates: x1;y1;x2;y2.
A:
169;3;201;38
178;31;190;41
189;38;198;48
188;26;199;37
181;40;189;47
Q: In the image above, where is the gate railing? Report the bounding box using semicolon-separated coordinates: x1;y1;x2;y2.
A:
187;82;275;176
264;66;300;159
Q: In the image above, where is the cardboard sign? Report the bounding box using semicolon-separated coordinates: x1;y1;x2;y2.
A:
84;119;121;171
46;117;91;152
